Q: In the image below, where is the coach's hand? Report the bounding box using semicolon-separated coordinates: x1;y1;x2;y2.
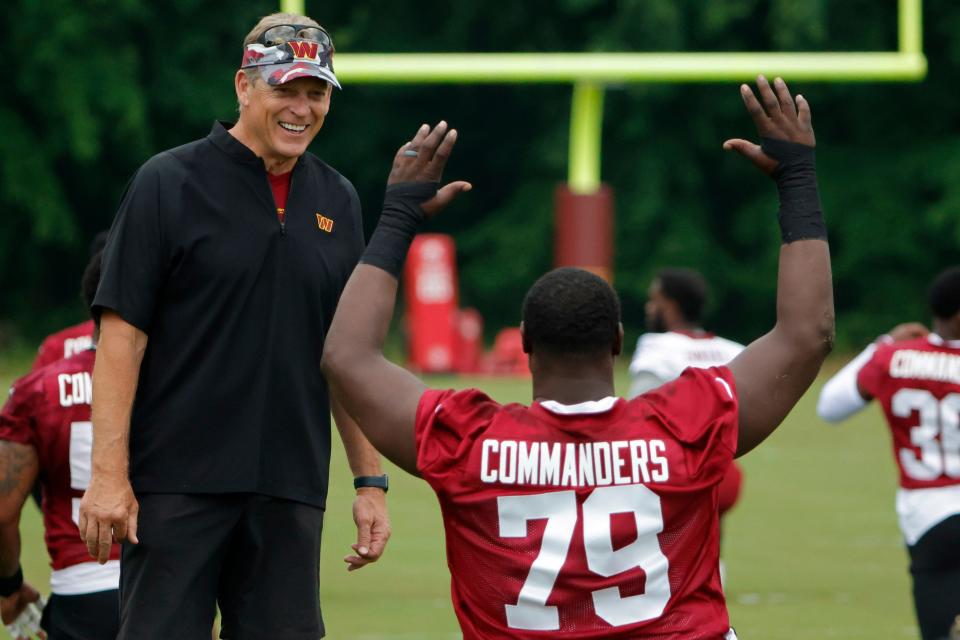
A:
723;75;815;176
78;473;139;563
388;121;472;218
344;488;391;571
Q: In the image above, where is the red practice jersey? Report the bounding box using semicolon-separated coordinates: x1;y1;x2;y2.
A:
0;348;121;592
858;334;960;491
32;320;95;371
415;367;738;639
629;330;746;519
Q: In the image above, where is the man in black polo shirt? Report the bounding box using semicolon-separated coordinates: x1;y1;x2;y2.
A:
78;13;396;639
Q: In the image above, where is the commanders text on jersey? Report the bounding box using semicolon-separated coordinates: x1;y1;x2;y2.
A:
890;349;960;384
480;438;670;487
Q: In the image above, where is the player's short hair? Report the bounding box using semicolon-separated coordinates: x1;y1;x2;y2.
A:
243;13;323;47
929;266;960;320
522;267;621;356
82;250;103;323
655;268;709;323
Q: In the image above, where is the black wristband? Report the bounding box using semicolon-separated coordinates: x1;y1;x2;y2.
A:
761;137;827;243
0;565;23;597
354;474;389;493
360;182;438;278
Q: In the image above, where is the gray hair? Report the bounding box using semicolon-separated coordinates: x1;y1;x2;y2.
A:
243;12;323;47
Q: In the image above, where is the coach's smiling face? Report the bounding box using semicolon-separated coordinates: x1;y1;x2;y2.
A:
233;73;331;173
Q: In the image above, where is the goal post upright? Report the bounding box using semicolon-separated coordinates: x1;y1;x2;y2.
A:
900;0;923;55
280;0;304;15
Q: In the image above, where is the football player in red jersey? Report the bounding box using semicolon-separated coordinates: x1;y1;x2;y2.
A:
31;322;96;373
30;232;108;372
0;251;120;640
323;76;833;639
818;267;960;640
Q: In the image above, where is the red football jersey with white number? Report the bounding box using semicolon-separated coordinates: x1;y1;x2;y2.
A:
415;366;738;639
0;349;121;570
32;320;96;371
858;335;960;491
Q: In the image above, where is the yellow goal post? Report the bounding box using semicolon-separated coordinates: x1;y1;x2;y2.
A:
281;0;925;193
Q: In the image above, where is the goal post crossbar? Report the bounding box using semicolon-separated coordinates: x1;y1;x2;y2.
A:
280;0;926;191
332;51;926;84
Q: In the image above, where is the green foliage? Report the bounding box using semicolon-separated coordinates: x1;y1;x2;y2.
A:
1;0;958;350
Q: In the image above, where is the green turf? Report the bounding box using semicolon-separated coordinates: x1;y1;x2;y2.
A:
1;353;918;639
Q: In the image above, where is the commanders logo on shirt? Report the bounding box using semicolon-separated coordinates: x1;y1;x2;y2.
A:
316;213;334;233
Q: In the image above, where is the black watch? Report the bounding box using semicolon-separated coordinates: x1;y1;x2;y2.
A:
354;474;389;493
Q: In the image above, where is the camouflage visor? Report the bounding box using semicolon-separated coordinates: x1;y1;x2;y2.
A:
240;41;341;89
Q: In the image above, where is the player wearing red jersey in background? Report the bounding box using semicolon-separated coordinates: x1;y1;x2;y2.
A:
818;267;960;640
0;251;120;640
31;321;95;373
31;232;107;373
628;268;746;581
323;76;832;639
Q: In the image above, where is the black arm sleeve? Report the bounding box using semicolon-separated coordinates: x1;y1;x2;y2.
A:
359;182;437;278
761;137;827;243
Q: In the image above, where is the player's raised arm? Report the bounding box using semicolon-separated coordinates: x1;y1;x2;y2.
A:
723;76;834;457
321;122;472;475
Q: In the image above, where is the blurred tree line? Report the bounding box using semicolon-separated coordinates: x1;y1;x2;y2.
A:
1;0;958;351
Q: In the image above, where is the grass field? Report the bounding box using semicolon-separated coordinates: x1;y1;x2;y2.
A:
1;346;918;639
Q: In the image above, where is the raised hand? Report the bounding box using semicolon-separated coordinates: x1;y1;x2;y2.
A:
723;75;814;175
388;121;472;217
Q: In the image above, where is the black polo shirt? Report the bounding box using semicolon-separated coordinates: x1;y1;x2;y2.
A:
94;121;364;508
